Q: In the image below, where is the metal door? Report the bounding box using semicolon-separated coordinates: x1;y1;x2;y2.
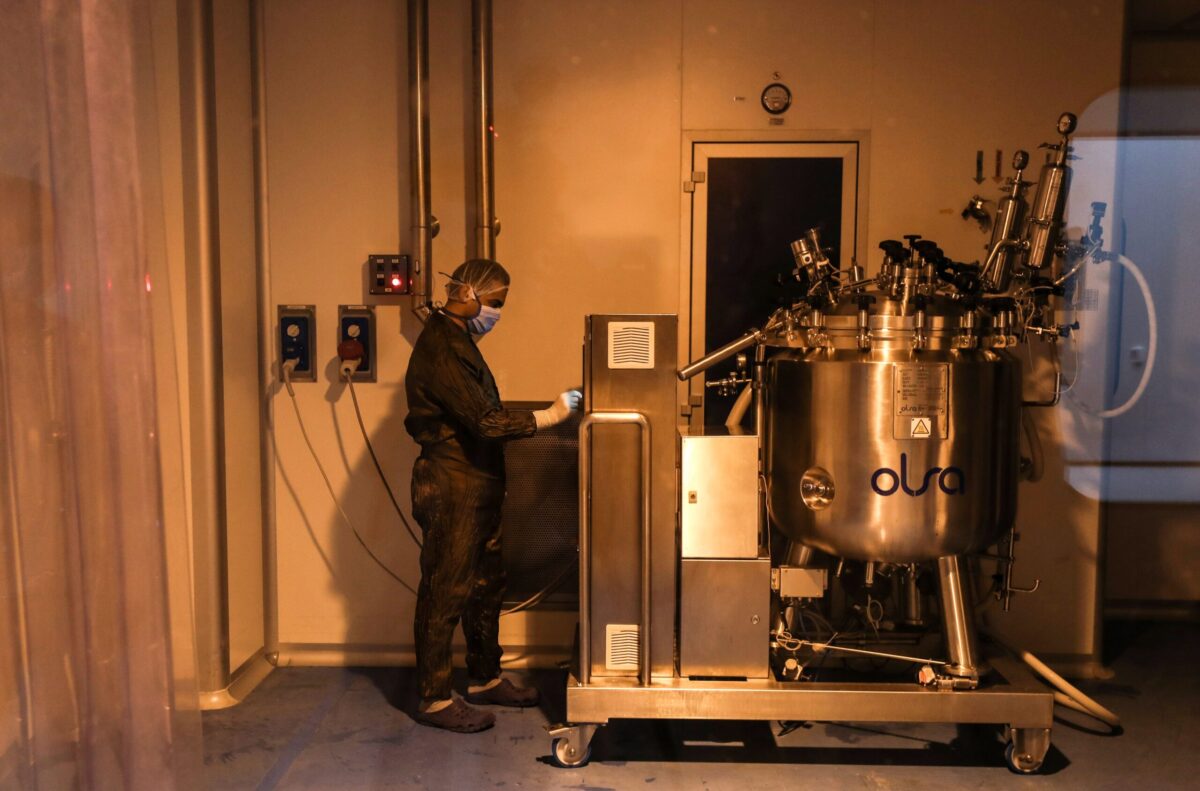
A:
684;141;862;427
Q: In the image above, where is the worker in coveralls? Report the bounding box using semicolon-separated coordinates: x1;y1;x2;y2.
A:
404;258;582;732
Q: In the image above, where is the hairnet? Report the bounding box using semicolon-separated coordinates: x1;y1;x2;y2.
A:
443;259;510;303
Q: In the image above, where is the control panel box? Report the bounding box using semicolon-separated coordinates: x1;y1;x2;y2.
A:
338;305;376;383
366;254;411;296
680;431;760;559
278;305;316;382
680;558;769;678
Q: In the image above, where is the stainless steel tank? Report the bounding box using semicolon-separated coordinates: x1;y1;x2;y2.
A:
764;302;1021;563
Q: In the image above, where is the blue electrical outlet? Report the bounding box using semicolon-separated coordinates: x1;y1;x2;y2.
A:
338;305;376;383
278;305;316;382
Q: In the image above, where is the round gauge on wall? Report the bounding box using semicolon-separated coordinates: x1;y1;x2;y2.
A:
761;82;792;115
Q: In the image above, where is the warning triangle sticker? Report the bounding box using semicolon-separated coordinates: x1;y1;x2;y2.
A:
912;418;931;437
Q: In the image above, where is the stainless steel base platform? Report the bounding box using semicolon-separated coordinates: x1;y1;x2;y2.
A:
548;655;1053;773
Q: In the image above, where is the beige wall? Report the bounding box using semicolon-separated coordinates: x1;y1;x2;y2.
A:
263;0;1126;662
266;0;419;651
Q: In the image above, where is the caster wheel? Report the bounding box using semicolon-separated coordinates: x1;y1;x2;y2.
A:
1005;741;1043;774
551;737;592;768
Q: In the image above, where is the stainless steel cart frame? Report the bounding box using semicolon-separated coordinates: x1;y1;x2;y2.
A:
546;410;1054;774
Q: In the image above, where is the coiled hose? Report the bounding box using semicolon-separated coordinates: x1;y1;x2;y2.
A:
1071;253;1157;419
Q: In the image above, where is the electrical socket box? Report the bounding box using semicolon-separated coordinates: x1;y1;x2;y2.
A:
278;305;316;382
367;254;411;296
338;305;376;383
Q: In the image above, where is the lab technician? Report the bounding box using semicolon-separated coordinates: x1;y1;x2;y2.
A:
404;258;581;733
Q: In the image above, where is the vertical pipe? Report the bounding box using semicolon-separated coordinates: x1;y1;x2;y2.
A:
903;564;923;625
178;0;229;696
753;343;768;547
408;0;433;318
250;0;278;655
471;0;496;260
785;542;813;567
937;555;984;678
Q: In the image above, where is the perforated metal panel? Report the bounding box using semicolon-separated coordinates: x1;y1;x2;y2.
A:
500;403;580;603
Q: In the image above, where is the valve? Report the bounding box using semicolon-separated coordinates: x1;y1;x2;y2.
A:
911;296;929;351
855;294;876;350
704;351;752;397
1087;202;1107;247
961;195;991;230
914;240;941;259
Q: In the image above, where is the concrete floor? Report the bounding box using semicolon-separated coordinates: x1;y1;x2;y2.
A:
203;621;1199;789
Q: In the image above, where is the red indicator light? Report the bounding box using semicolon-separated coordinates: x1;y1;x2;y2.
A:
391;275;402;287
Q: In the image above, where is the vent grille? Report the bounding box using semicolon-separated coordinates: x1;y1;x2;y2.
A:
607;322;655;369
605;624;640;670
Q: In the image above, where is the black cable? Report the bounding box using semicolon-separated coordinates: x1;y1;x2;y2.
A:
283;365;417;595
344;375;423;550
501;558;578;616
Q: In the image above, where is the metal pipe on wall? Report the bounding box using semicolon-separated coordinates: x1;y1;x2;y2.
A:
177;0;230;698
408;0;434;318
472;0;497;260
250;0;279;659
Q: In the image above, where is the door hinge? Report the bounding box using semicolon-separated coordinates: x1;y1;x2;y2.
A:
683;171;706;193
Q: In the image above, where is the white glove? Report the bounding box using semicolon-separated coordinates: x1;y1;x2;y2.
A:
534;389;583;430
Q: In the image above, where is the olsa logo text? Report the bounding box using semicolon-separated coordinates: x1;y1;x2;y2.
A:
870;453;965;497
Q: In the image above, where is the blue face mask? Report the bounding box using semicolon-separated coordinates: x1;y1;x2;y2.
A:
467;304;501;335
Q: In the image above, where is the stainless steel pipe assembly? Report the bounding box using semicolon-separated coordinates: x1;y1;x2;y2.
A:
408;0;500;317
408;0;434;319
472;0;498;260
552;112;1109;773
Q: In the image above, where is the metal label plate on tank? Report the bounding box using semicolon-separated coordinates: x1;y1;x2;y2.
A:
892;364;949;439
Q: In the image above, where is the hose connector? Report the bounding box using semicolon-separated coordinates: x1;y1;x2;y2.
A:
338;339;365;380
281;358;300;396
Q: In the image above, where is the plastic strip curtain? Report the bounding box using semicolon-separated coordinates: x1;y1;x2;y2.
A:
0;0;201;788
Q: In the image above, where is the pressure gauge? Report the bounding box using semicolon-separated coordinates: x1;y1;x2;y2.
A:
761;82;791;115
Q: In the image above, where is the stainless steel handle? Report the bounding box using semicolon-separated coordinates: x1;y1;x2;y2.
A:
578;412;652;687
678;330;761;381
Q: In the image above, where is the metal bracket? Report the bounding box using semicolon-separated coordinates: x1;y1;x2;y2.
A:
546;722;599;744
997;530;1041;611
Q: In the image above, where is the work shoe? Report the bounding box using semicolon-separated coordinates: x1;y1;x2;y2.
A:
465;677;540;708
413;698;495;733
